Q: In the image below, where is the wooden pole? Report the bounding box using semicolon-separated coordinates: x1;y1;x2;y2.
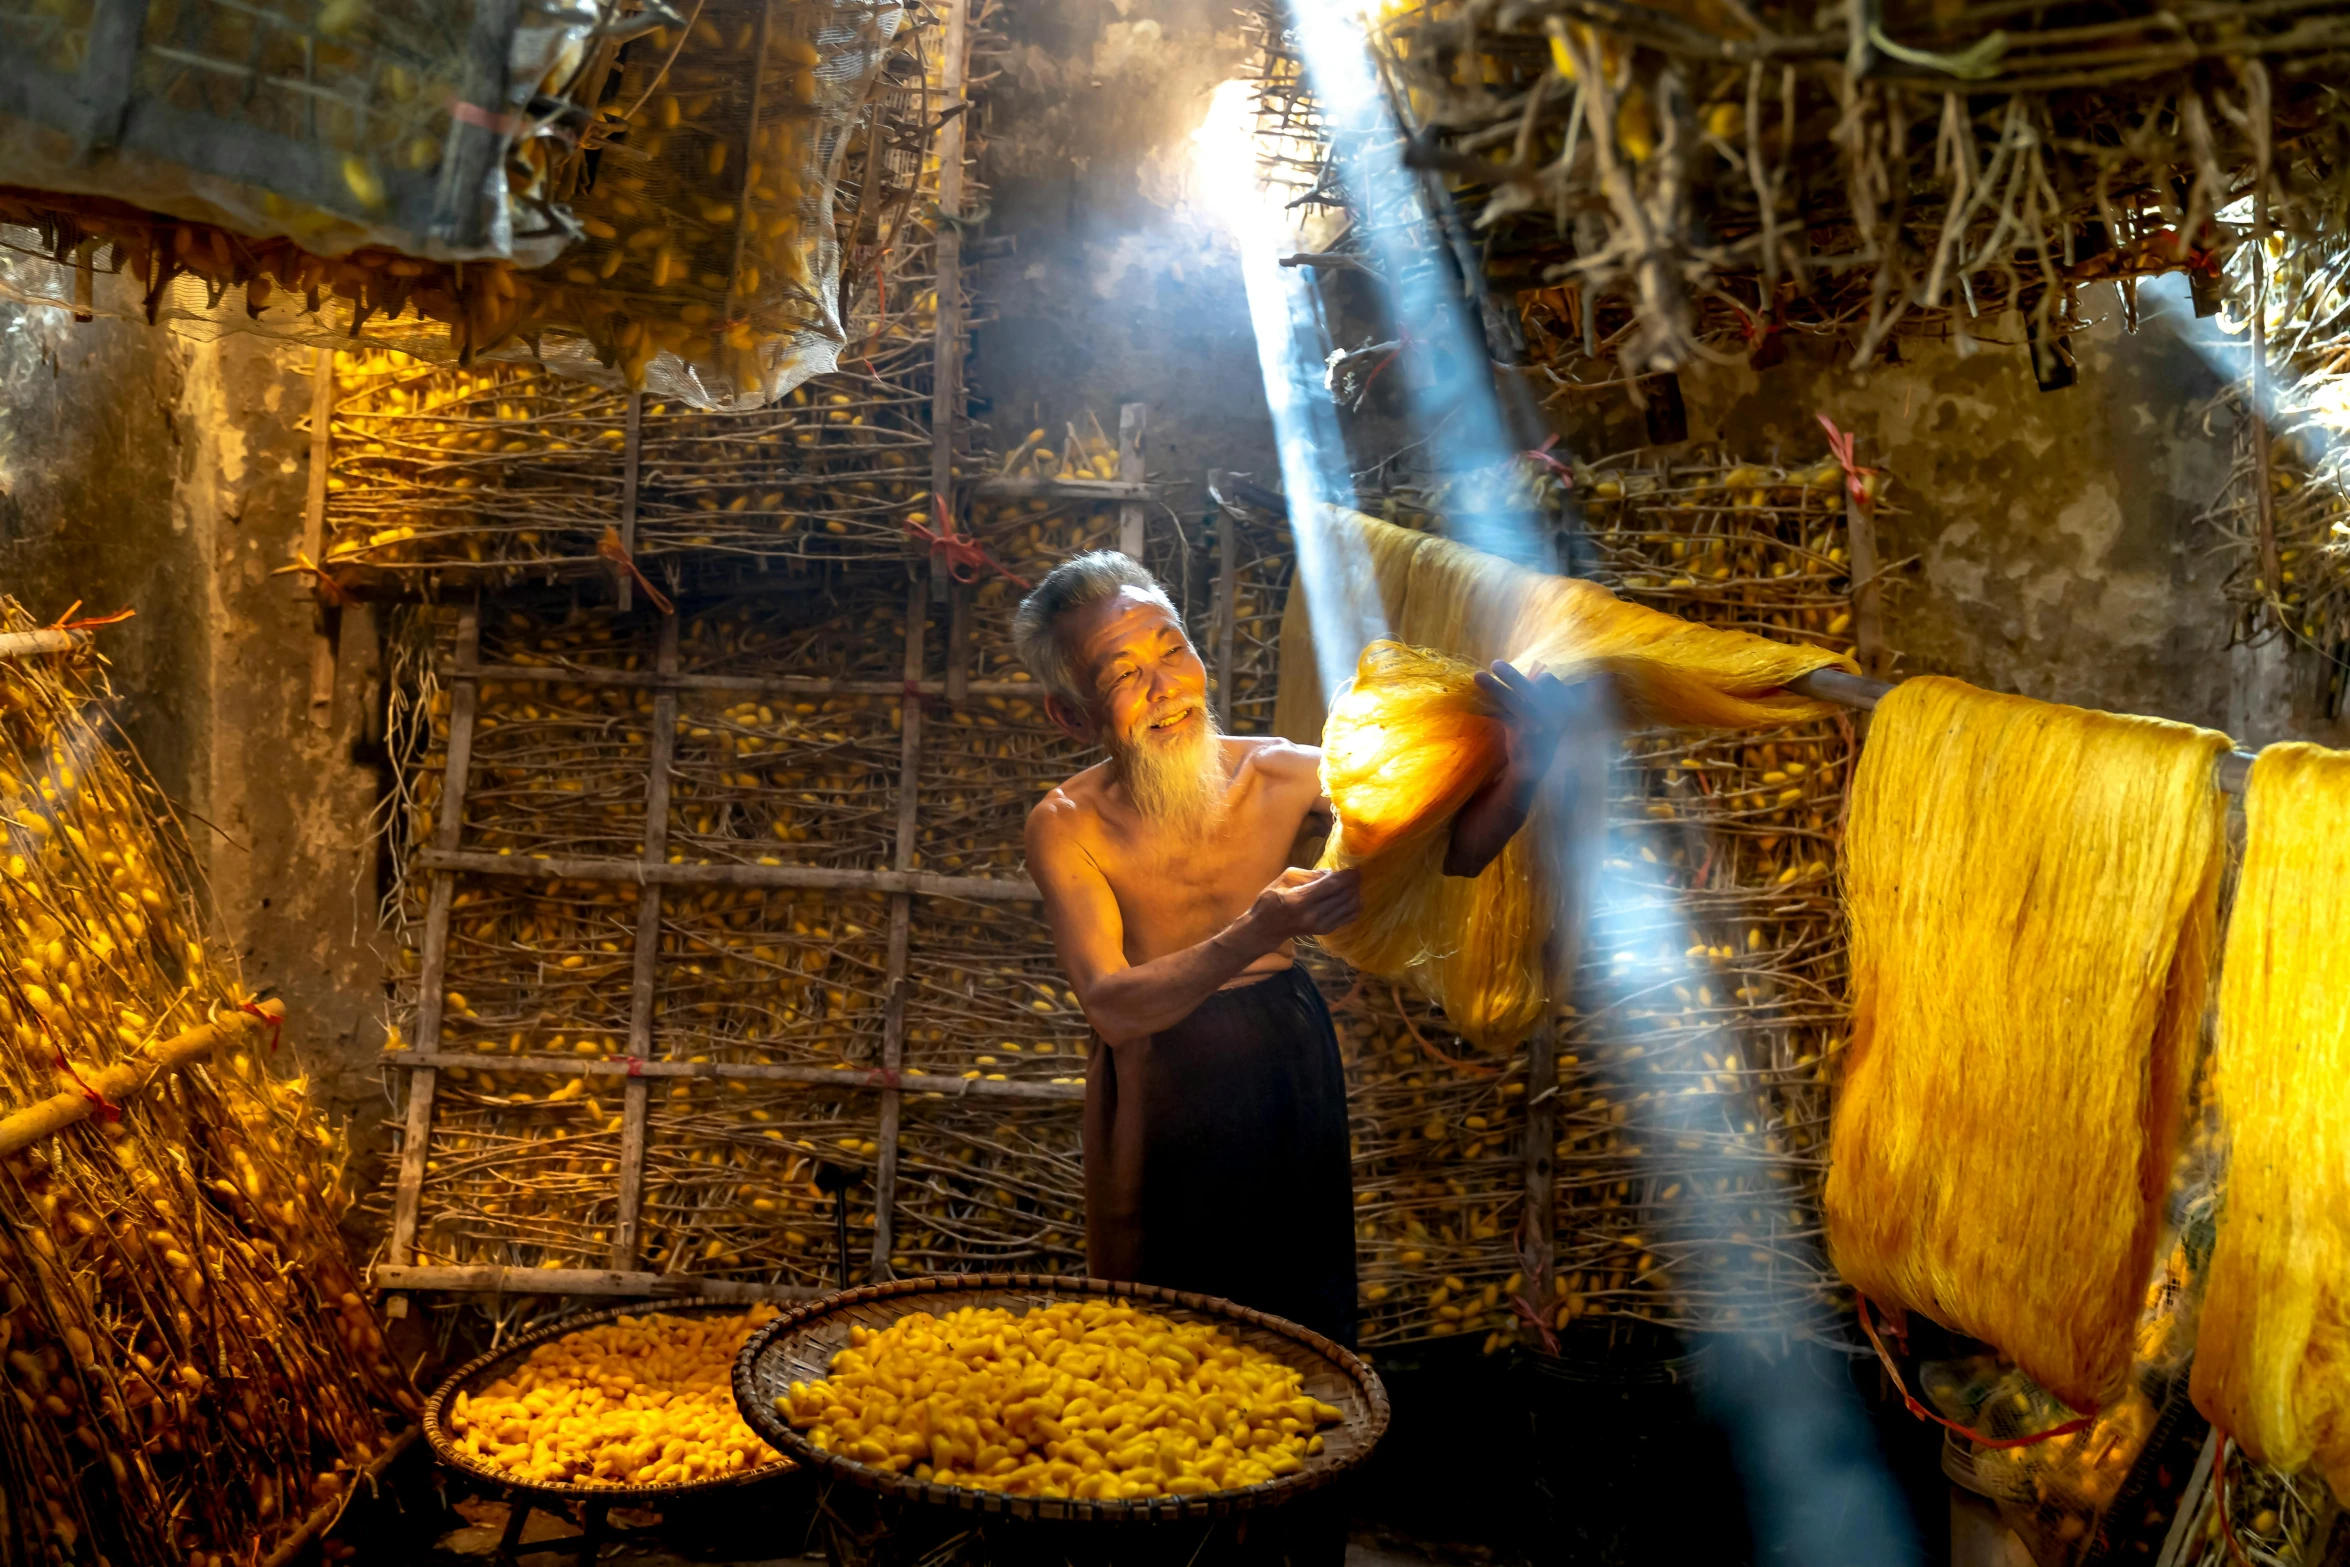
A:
369;1266;822;1303
413;847;1041;901
0;1000;284;1157
617;392;644;613
2250;227;2283;630
612;612;681;1269
380;1049;1085;1102
0;629;90;661
928;0;971;604
304;349;340;730
871;579;928;1278
1215;507;1237;727
451;662;1034;699
1842;479;1887;678
1117;403;1148;560
1521;1019;1558;1313
387;603;483;1273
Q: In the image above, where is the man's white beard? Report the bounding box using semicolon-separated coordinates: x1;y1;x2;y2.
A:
1109;706;1228;829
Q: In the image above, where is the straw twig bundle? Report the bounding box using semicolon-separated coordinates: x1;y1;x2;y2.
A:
0;602;412;1567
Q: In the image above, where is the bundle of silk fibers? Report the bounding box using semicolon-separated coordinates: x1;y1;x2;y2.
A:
1307;509;1856;1047
2191;742;2350;1493
1278;508;1855;742
1828;677;2229;1412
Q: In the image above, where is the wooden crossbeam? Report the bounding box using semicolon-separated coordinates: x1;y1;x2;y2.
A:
377;1049;1087;1102
414;848;1040;901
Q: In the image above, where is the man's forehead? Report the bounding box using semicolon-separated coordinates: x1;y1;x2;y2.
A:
1075;588;1183;659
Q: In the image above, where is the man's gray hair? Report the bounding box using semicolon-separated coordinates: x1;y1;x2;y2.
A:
1011;551;1181;710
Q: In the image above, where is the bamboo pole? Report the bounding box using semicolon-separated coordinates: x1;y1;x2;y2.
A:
388;603;482;1270
872;579;928;1278
304;349;340;730
0;628;90;660
1116;404;1148;559
454;663;1037;699
969;476;1153;503
256;1426;420;1567
378;1049;1086;1102
616;392;644;613
612;612;681;1269
1521;1018;1558;1311
928;0;971;602
413;847;1041;901
1786;668;2261;792
369;1266;822;1303
0;999;285;1157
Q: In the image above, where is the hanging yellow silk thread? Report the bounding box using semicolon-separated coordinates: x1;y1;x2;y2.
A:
1827;676;2229;1413
1306;509;1857;1047
2191;742;2350;1495
1278;509;1855;741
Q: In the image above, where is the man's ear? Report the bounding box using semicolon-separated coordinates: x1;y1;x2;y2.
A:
1043;693;1096;744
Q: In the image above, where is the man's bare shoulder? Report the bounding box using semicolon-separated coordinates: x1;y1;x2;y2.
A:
1026;761;1114;848
1226;734;1323;784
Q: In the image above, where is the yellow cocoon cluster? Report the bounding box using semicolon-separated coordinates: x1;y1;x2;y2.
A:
2192;742;2350;1493
451;1307;784;1487
1301;509;1854;1047
776;1299;1343;1500
1827;677;2228;1412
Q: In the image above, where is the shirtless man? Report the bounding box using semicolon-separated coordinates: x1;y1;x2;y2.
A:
1016;552;1568;1347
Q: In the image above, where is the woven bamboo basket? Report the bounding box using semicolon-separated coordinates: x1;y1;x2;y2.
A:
423;1297;798;1501
732;1274;1390;1523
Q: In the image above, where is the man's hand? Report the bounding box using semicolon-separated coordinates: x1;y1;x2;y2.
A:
1244;867;1363;943
1475;659;1575;788
1445;661;1577;878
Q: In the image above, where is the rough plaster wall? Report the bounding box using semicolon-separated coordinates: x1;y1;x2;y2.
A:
1646;283;2337;748
171;334;392;1155
0;314;392;1189
0;305;204;793
975;0;1279;515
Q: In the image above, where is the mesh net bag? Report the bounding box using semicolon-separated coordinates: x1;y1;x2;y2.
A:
0;0;909;408
0;0;605;262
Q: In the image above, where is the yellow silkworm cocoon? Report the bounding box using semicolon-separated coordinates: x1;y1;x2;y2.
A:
1827;677;2228;1412
777;1299;1341;1499
450;1308;784;1487
2192;741;2350;1494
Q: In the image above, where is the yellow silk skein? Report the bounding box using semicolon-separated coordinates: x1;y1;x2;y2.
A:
1826;677;2229;1412
1304;510;1855;1047
2191;742;2350;1494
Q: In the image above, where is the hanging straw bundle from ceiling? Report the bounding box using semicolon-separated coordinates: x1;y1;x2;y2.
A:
1298;0;2350;375
1304;508;1854;1047
1827;676;2229;1413
2192;741;2350;1496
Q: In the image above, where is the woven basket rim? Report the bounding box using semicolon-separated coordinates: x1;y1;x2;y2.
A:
423;1295;798;1501
730;1273;1390;1524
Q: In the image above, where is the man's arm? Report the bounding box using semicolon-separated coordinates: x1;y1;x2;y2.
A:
1027;800;1360;1045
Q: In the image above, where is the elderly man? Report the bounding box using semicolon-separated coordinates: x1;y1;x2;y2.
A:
1016;552;1566;1348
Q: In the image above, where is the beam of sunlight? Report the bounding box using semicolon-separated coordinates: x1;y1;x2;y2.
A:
1284;0;1551;571
1574;837;1918;1566
1192;75;1387;704
1203;31;1913;1557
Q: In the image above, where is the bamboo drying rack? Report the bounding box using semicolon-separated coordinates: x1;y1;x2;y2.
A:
363;0;1228;1299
